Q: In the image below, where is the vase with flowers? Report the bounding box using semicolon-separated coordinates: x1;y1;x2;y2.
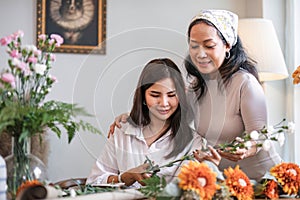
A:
0;30;101;199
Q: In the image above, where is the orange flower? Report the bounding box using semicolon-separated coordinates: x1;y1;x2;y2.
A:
224;165;254;200
16;179;42;197
270;162;300;195
292;65;300;84
264;180;279;199
178;161;219;200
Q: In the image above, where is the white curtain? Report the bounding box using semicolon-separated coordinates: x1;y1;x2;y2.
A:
284;0;300;164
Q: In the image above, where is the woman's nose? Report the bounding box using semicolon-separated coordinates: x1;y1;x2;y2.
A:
197;47;207;58
159;96;169;106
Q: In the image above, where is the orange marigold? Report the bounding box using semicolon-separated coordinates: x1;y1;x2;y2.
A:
224;165;254;200
178;161;219;200
264;180;279;199
16;179;42;197
292;65;300;84
270;162;300;195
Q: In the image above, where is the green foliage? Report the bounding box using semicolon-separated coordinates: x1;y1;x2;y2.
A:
139;175;167;198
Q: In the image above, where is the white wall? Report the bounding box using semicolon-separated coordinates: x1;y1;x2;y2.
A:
1;0;290;182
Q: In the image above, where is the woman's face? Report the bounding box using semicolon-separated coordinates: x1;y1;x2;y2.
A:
145;78;179;123
189;22;230;75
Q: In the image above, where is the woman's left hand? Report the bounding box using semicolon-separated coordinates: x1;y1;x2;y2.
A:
217;141;257;162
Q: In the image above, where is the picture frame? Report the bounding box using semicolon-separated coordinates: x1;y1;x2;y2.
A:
36;0;106;54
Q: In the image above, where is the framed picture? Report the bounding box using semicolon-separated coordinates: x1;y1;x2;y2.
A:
36;0;106;54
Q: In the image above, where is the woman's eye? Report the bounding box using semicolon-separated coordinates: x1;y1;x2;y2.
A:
168;94;176;97
190;45;198;49
206;45;216;49
150;95;159;98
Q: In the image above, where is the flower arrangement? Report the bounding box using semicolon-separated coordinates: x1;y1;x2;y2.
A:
136;120;298;199
138;161;300;200
0;30;101;199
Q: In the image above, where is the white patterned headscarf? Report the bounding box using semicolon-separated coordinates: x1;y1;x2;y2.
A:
190;9;238;47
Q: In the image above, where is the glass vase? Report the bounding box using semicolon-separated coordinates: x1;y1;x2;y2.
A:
5;136;48;200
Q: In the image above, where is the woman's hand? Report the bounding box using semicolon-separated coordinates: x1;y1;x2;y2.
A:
193;145;221;166
107;113;130;138
120;163;151;186
217;140;257;162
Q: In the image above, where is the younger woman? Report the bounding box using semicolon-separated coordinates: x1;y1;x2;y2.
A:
86;58;220;187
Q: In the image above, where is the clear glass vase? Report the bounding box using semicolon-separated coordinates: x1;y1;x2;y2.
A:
5;136;48;200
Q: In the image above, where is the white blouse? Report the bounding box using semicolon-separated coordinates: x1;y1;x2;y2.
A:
86;122;199;188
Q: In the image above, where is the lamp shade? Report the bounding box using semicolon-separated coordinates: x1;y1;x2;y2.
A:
238;18;289;82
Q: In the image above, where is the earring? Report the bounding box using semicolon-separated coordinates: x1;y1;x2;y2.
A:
143;101;146;105
225;51;230;59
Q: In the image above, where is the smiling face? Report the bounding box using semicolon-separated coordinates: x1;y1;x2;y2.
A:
144;78;179;123
189;22;230;75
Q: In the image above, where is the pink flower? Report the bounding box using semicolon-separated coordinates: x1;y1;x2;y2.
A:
11;30;24;40
1;73;15;88
49;53;56;61
0;36;12;46
18;61;27;72
38;34;47;42
10;49;20;58
50;34;64;46
49;75;58;83
27;56;38;64
48;39;55;46
34;49;42;56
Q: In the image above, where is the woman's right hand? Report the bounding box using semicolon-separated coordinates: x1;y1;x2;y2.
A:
107;113;130;138
193;145;221;166
120;163;151;186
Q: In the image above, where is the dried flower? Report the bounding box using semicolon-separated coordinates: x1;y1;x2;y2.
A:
223;165;254;200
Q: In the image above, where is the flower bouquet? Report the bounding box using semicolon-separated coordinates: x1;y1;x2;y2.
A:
0;30;101;199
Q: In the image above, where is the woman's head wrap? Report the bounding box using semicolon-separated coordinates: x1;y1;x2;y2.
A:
191;9;238;47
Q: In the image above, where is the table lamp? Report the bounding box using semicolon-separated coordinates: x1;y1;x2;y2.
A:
238;18;289;82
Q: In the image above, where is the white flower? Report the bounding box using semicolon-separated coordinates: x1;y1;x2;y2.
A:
262;140;271;151
244;141;253;149
250;130;259;140
267;126;275;136
23;44;37;52
288;122;295;134
32;63;46;75
277;133;285;146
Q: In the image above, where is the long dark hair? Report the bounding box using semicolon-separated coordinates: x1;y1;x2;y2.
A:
129;58;193;158
185;19;259;100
